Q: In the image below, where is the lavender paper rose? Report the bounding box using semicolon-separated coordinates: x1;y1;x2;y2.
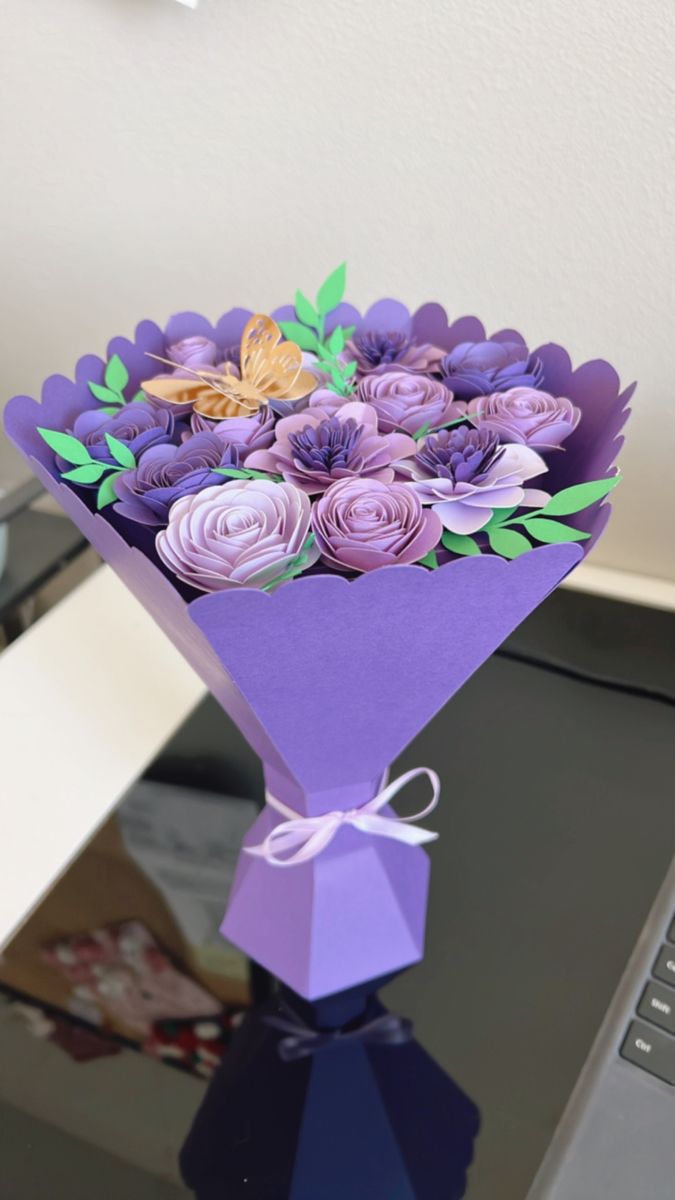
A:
155;480;318;592
403;425;550;535
246;402;417;494
69;402;177;466
356;371;463;435
113;432;239;526
190;406;276;458
167;336;219;369
438;340;544;401
311;477;442;573
467;387;581;451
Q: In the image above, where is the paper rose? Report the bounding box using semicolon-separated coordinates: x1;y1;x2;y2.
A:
113;432;239;526
167;336;219;369
190;407;276;458
404;426;550;535
356;371;462;435
311;477;442;572
155;480;318;592
69;402;177;466
245;402;417;494
438;340;544;401
467;387;581;451
347;330;443;377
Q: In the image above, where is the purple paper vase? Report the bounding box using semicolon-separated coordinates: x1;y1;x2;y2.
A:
4;301;632;999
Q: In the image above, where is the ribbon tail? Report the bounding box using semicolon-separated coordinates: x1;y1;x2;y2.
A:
352;814;438;846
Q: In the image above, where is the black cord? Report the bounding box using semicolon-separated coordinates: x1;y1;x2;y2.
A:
495;645;675;709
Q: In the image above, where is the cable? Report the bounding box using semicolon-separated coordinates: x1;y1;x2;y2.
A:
495;645;675;709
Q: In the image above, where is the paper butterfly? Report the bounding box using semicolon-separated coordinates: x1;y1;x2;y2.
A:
142;314;317;419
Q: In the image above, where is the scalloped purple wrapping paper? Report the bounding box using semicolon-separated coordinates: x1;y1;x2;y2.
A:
4;301;631;998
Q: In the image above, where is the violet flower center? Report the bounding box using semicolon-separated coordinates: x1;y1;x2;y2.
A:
352;330;411;368
288;417;365;474
415;426;504;486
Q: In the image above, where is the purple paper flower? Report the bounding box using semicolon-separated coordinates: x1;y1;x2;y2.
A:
356;370;463;435
113;432;238;526
155;480;318;592
308;387;352;417
403;426;550;535
245;402;417;494
167;336;219;369
438;340;544;401
347;331;443;377
189;406;276;458
311;477;442;573
70;402;176;466
467;387;581;451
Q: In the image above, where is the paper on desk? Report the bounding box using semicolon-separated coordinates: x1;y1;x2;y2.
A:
118;780;257;981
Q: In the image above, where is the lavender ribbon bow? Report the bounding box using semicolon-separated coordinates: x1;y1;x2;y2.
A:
265;1004;414;1062
244;766;440;868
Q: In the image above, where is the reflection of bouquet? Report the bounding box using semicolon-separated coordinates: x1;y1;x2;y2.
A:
5;265;631;999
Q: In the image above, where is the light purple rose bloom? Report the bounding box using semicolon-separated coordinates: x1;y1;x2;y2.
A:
439;340;544;401
311;477;443;573
155;480;318;592
190;406;275;458
347;330;444;378
112;432;239;526
356;370;463;435
167;336;219;369
70;402;176;467
308;387;352;417
404;425;550;535
246;402;417;494
467;387;581;451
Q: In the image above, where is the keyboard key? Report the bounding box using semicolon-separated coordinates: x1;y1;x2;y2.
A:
638;981;675;1036
653;945;675;988
620;1021;675;1085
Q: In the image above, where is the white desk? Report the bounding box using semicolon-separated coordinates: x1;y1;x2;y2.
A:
0;566;206;952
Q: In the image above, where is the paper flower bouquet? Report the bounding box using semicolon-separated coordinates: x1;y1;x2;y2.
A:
5;265;631;1000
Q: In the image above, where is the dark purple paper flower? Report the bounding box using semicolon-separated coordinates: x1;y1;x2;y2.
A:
414;426;504;485
190;406;276;459
112;432;237;526
347;331;443;377
246;402;416;494
439;340;544;401
467;387;581;451
311;477;442;573
70;402;177;466
167;336;219;369
356;370;462;435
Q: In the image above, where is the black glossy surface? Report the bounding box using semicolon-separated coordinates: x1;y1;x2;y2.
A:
0;509;86;622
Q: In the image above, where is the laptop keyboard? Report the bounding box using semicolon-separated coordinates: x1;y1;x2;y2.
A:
620;916;675;1085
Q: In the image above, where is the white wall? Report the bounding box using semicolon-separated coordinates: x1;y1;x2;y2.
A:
1;0;673;580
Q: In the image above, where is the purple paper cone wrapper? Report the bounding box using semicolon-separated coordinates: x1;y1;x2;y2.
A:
4;301;629;998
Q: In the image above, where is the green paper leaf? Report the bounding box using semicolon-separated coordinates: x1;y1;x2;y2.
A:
327;326;345;355
541;476;621;516
342;325;356;340
487;526;532;559
37;427;93;466
295;290;319;329
342;360;358;378
96;472;120;510
316;263;346;315
521;517;591;544
419;549;439;569
104;433;135;469
88;381;125;406
62;463;106;484
483;506;517;528
413;422;431;442
105;354;128;394
278;321;320;353
441;530;481;556
131;390;146;404
215;467;283;483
